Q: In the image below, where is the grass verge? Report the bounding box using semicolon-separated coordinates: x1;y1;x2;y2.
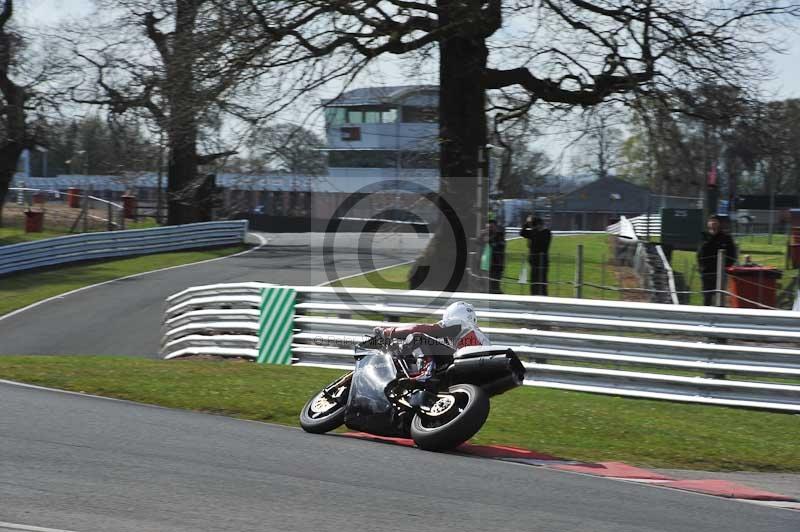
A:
0;245;248;316
336;233;799;307
333;234;618;299
0;227;72;244
0;356;797;472
500;234;618;299
329;262;413;289
0;218;161;245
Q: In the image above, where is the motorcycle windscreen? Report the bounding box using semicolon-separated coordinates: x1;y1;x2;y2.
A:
344;353;404;437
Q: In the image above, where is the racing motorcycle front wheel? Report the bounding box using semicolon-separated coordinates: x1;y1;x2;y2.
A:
410;383;489;451
299;373;352;434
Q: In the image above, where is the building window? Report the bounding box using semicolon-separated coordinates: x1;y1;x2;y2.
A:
401;106;438;123
328;150;439;169
401;151;439;169
364;111;382;124
324;106;400;126
329;150;398;168
324;107;347;126
340;127;361;141
381;109;398;123
346;110;365;124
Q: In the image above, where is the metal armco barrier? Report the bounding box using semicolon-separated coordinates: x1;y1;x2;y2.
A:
0;221;247;276
161;284;800;412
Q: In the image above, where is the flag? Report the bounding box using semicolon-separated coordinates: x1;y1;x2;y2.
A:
707;164;718;187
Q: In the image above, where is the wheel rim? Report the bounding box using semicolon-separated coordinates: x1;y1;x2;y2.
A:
309;386;346;419
427;395;456;417
418;389;469;428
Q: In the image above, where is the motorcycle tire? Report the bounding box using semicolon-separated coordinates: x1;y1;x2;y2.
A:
410;383;489;451
299;375;351;434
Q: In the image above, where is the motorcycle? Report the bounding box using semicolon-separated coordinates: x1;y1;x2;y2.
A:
299;333;526;451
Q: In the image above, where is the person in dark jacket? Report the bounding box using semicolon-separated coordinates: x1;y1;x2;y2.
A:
520;215;552;296
481;218;506;294
697;215;737;306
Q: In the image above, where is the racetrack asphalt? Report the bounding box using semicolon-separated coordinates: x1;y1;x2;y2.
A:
0;232;424;358
2;381;798;532
1;231;798;531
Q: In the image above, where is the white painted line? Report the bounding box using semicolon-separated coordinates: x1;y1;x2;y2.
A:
513;461;797;511
745;500;800;511
0;521;82;532
0;378;172;408
0;233;268;323
316;259;416;287
615;478;675;484
316;235;522;288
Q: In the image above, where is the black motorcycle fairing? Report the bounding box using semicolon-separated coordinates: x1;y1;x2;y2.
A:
344;352;407;437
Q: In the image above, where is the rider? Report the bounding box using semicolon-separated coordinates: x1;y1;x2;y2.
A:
374;301;490;385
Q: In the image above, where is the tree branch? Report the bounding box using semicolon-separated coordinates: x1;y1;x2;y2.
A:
484;66;653;105
197;149;237;165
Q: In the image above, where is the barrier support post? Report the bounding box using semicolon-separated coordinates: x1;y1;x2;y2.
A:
82;187;90;233
600;253;606;300
575;244;584;298
715;249;725;307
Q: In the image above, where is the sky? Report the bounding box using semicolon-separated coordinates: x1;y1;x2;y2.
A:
16;0;800;172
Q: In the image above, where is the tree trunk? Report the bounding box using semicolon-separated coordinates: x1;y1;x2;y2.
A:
1;2;27;230
408;2;488;292
0;143;23;227
165;0;207;226
166;133;203;225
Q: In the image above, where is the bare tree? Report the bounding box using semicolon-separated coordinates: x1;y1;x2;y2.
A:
572;108;625;180
243;0;799;290
248;123;327;175
491;113;552;198
0;0;55;225
39;115;160;176
624;85;759;198
64;0;347;224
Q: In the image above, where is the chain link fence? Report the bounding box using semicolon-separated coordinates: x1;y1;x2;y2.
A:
2;187;139;234
474;234;799;310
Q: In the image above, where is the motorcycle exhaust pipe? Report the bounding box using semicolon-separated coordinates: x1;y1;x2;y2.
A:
446;353;526;397
449;354;514;377
480;373;524;397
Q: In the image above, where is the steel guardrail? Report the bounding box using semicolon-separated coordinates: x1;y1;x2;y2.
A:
0;221;248;276
160;283;800;411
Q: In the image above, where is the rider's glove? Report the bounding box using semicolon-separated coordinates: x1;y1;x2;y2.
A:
373;326;391;339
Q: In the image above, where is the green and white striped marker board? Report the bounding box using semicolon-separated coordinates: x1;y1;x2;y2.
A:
257;286;296;364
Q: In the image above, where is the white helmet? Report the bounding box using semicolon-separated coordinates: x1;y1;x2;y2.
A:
441;301;477;328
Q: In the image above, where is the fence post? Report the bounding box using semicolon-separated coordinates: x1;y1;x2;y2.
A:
120;201;126;231
82;187;90;233
107;202;113;231
575;244;584;298
715;249;725;307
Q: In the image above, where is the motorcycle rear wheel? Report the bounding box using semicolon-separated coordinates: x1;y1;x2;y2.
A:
299;373;351;434
410;383;489;451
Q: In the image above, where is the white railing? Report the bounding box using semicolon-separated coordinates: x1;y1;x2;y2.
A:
654;244;680;305
161;284;800;412
8;187;123;209
6;186;127;229
607;214;661;239
610;215;677;304
0;221;247;276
